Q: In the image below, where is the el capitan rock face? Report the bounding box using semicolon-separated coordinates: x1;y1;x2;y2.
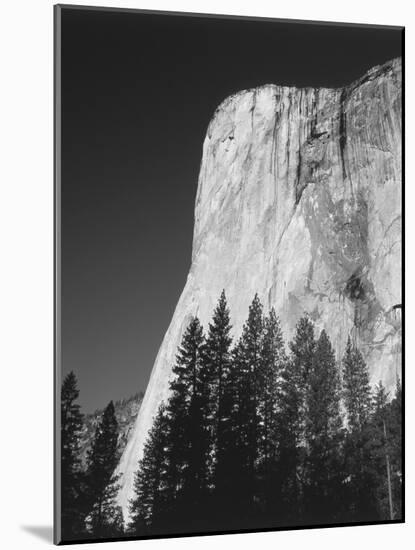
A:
116;58;402;519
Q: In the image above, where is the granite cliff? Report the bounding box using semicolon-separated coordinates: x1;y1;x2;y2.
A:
116;58;402;519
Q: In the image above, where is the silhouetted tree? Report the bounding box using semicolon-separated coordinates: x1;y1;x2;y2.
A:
368;382;394;519
257;308;286;511
276;316;316;521
203;291;233;499
129;404;169;534
231;294;263;515
164;317;205;526
342;337;371;431
304;330;344;523
86;401;121;538
342;339;377;521
367;380;402;521
387;379;403;518
61;371;85;539
126;301;402;533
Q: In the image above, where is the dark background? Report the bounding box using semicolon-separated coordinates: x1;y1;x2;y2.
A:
60;6;402;413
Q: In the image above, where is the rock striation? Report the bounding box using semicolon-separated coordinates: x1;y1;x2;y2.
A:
116;58;402;520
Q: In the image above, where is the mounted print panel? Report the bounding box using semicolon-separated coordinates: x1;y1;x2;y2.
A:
54;4;404;545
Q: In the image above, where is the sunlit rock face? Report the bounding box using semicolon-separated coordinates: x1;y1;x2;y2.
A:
116;58;402;519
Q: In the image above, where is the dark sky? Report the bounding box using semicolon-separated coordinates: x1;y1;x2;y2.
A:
60;6;402;413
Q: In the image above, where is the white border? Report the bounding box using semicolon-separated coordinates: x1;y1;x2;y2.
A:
1;1;411;548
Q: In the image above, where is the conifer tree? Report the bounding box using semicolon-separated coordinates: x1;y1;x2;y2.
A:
86;401;121;538
123;300;403;531
276;316;316;520
231;294;264;513
342;337;371;431
61;371;85;539
368;380;402;521
304;330;344;522
290;316;316;377
342;339;376;521
111;507;125;537
388;379;402;519
203;291;233;497
289;316;317;443
257;308;286;509
164;317;206;521
129;404;169;534
368;382;394;519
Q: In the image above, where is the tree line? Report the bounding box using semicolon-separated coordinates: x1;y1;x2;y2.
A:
61;374;124;540
60;291;402;540
128;292;402;535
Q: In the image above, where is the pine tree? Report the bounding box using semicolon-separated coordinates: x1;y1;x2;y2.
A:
231;294;264;514
342;337;371;431
304;330;344;523
289;316;317;449
388;379;403;519
341;339;376;521
61;371;85;539
368;380;402;521
85;401;121;538
368;382;394;519
203;291;233;498
164;316;206;525
257;308;286;510
111;507;125;537
129;404;169;534
276;316;316;521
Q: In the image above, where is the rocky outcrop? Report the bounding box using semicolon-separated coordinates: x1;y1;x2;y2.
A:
79;392;143;466
116;58;402;519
